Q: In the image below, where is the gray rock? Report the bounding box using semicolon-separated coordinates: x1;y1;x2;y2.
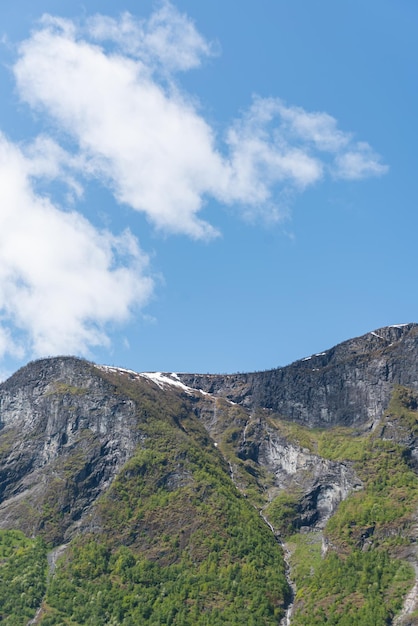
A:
0;324;417;544
178;324;418;427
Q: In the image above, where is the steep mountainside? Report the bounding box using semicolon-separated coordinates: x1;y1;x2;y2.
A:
1;324;418;624
179;323;418;426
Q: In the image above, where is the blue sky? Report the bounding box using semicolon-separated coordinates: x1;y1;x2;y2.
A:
0;0;416;377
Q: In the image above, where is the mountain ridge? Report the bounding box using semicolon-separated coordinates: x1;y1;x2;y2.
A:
178;322;418;426
1;324;418;624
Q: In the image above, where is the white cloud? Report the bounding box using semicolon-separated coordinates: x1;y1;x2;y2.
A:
334;141;389;180
24;135;86;201
0;133;153;359
87;3;215;72
14;16;225;238
226;98;388;195
223;98;324;209
13;5;388;238
276;102;350;152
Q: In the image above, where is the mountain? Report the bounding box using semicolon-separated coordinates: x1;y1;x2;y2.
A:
1;324;418;624
178;323;418;427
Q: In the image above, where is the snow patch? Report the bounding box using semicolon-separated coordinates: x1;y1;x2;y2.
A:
139;371;194;393
302;351;326;362
97;364;210;397
98;365;139;377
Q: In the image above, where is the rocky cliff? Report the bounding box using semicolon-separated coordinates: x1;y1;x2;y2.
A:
1;324;417;543
179;323;418;427
0;358;144;543
1;324;418;625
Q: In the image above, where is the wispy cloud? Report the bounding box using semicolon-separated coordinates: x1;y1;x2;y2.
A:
14;4;388;238
275;101;351;152
334;141;388;180
223;98;325;211
87;2;215;72
0;133;153;359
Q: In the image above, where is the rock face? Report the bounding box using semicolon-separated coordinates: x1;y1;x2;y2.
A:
179;323;418;427
0;358;141;542
0;323;416;544
2;325;418;626
256;424;360;529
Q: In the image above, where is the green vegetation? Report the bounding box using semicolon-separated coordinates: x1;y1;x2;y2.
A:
269;417;318;453
39;371;290;624
42;533;288;625
326;436;418;546
4;369;418;625
323;388;418;548
384;385;418;435
0;530;47;624
317;426;370;461
46;381;88;396
281;386;418;624
264;491;301;536
207;402;272;508
289;537;413;626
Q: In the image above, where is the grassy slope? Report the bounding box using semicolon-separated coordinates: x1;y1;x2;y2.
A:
209;385;418;624
276;386;418;625
38;371;289;625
